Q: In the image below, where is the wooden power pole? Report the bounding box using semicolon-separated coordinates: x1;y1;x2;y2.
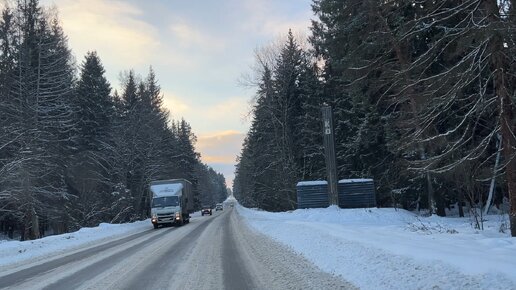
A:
322;105;339;206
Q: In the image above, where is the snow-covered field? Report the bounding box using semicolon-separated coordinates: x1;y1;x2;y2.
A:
237;205;516;290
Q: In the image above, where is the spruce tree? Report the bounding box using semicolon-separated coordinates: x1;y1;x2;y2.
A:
6;0;76;238
75;51;112;152
67;51;113;226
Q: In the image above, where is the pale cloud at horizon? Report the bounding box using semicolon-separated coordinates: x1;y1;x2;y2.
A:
197;130;245;187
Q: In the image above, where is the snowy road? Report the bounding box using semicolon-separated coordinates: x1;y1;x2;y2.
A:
0;209;353;290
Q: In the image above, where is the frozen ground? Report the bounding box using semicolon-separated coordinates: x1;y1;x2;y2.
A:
237;205;516;290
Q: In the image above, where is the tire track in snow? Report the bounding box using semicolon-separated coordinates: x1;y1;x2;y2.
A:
0;228;155;288
222;210;256;289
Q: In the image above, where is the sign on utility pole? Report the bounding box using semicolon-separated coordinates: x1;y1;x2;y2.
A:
321;104;339;206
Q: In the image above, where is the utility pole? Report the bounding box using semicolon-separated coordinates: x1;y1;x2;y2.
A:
322;104;339;206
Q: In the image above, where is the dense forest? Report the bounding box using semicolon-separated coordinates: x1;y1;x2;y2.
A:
233;0;516;236
0;0;227;241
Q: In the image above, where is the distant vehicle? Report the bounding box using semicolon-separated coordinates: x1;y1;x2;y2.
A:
150;179;193;229
202;206;212;216
215;203;223;211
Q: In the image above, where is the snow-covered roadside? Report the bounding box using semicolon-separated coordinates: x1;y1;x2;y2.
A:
0;219;152;269
0;210;205;270
237;205;516;290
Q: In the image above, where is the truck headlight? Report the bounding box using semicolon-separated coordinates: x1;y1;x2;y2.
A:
175;212;181;220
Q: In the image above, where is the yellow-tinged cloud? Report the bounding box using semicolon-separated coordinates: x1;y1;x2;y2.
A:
203;98;249;121
162;91;190;115
196;130;242;186
42;0;161;67
197;130;244;164
199;130;242;140
202;156;235;163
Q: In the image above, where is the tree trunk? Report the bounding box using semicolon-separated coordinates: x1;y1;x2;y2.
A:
31;207;40;239
484;0;516;236
23;206;40;240
484;134;502;215
500;89;516;236
425;169;436;215
458;192;465;218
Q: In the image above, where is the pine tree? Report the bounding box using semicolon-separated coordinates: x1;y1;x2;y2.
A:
0;5;18;238
176;119;201;208
75;51;112;152
66;51;114;226
297;62;325;181
234;32;311;211
3;0;77;239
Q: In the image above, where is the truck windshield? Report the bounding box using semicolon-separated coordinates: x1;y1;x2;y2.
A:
152;196;179;208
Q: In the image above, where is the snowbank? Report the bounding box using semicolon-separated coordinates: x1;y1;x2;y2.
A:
0;220;150;268
237;205;516;290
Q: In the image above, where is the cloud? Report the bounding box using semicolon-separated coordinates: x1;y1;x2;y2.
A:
162;91;190;116
197;130;244;164
261;19;311;37
166;96;250;135
200;130;243;140
238;0;312;37
42;0;162;68
169;22;225;50
203;97;250;121
196;130;244;187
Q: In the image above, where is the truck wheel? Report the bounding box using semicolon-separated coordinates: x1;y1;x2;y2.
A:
153;224;158;229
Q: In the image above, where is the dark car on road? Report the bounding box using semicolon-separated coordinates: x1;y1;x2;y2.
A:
202;206;212;216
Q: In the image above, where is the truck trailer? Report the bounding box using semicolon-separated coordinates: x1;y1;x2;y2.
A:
149;179;193;228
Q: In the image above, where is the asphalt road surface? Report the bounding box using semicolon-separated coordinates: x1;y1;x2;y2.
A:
0;209;354;290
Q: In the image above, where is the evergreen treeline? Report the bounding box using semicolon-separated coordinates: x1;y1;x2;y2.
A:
233;0;516;236
0;0;227;241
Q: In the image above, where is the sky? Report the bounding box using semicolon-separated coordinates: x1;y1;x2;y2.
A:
38;0;313;187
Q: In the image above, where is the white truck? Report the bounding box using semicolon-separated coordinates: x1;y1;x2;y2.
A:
150;179;193;229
